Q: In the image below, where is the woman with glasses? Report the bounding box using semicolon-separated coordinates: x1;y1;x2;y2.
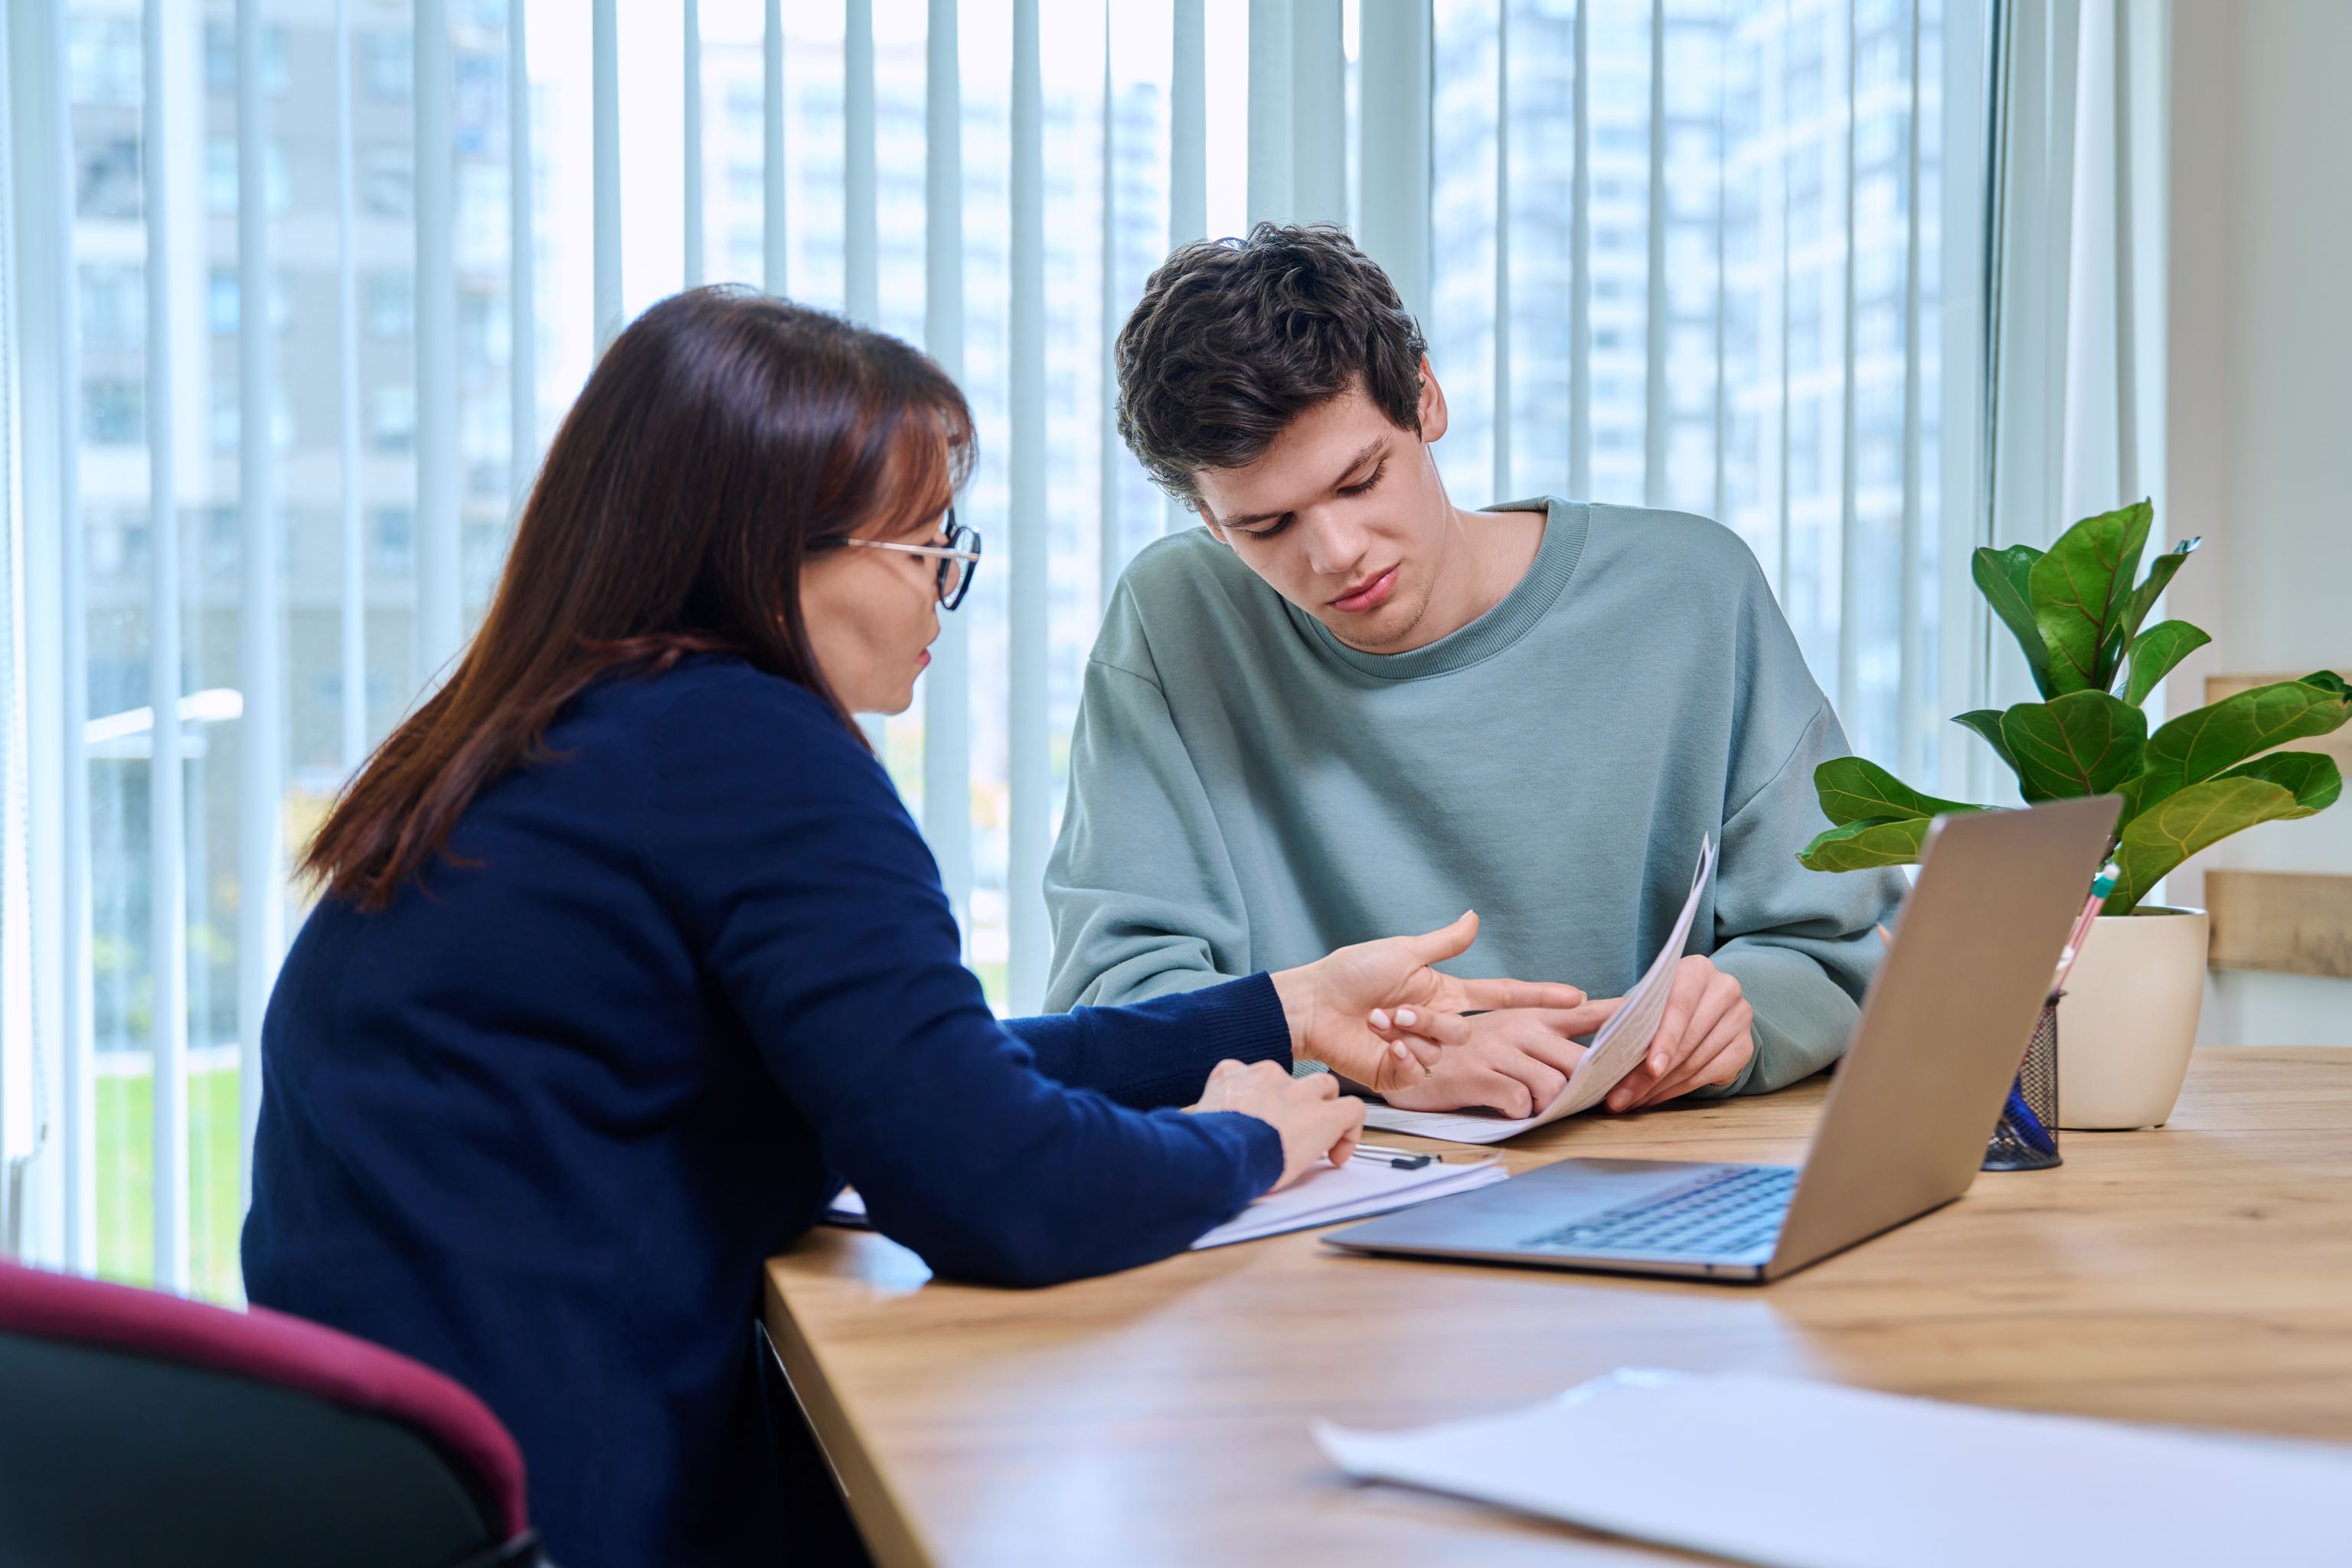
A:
239;289;1588;1568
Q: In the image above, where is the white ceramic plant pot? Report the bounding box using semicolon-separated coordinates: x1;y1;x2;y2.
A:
2051;906;2209;1130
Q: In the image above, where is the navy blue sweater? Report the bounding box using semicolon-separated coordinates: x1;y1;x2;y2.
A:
241;657;1289;1565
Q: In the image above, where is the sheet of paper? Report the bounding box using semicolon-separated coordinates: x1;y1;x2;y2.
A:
1364;837;1718;1145
823;1155;1505;1251
1190;1155;1506;1248
1315;1368;2352;1568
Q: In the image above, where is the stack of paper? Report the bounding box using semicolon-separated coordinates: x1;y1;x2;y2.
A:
1365;837;1717;1145
1190;1154;1505;1248
823;1154;1504;1251
1315;1368;2352;1567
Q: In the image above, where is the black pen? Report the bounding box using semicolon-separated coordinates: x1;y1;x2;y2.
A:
1349;1142;1435;1170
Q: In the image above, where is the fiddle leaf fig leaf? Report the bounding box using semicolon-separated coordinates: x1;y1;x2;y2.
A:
2114;536;2203;650
1971;544;2054;697
2122;619;2212;707
1998;691;2148;803
2105;753;2343;914
2095;537;2200;682
1953;709;2021;782
1798;815;1936;872
1812;757;1982;827
2029;501;2151;695
2223;749;2346;808
2133;674;2352;808
2115;770;2164;828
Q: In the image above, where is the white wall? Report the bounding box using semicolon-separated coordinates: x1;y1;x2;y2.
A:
2164;0;2352;1047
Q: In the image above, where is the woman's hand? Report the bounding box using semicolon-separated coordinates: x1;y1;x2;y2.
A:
1269;911;1589;1097
1375;998;1625;1116
1191;1060;1367;1191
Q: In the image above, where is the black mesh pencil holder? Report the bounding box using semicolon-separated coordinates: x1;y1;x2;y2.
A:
1983;993;2062;1171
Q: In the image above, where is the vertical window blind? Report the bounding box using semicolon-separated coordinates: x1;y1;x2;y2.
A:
0;0;38;1267
2;0;2008;1300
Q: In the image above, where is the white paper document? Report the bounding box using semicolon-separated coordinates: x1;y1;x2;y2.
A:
1315;1368;2352;1568
822;1154;1504;1251
1187;1152;1506;1247
1363;837;1718;1145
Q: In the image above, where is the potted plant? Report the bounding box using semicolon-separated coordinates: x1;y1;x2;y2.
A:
1795;500;2350;1128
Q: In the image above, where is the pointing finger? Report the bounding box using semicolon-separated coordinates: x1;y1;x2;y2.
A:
1456;977;1589;1011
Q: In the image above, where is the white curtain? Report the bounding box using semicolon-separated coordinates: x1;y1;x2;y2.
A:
1975;0;2169;802
0;0;41;1256
2;0;2037;1298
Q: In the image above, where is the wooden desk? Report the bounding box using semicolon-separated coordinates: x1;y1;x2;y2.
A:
764;1047;2352;1566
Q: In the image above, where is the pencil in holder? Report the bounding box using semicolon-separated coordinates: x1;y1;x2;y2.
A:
1983;993;2062;1171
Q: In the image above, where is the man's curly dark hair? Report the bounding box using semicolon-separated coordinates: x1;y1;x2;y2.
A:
1114;223;1429;511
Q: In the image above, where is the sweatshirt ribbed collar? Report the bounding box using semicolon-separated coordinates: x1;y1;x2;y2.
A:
1289;497;1589;681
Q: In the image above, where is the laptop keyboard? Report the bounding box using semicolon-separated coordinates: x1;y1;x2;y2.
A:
1520;1166;1796;1256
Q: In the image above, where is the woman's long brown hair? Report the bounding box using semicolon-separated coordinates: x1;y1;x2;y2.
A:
305;286;975;911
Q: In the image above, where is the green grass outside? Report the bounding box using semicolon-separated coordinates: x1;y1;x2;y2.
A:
95;1062;247;1303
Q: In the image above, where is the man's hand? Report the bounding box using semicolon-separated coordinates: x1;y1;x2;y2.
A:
1269;911;1588;1098
1375;999;1624;1116
1602;955;1755;1112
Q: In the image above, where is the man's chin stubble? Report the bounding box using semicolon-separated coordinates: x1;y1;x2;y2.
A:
1323;593;1430;654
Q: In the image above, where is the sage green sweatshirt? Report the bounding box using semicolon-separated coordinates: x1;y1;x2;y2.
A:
1043;498;1906;1096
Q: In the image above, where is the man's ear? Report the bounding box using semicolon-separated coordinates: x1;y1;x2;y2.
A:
1411;359;1449;444
1416;356;1449;443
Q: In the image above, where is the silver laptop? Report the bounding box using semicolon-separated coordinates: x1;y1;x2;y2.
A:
1322;796;2121;1283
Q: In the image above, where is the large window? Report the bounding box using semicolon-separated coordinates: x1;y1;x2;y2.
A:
4;0;1978;1302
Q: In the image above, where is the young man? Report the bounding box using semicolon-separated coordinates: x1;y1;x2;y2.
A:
1045;224;1906;1116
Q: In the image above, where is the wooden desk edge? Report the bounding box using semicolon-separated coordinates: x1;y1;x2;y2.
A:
762;1288;936;1568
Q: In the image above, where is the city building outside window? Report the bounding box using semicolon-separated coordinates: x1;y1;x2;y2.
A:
371;384;418;454
367;271;416;341
83;379;144;448
362;28;414;101
204;23;289;96
77;138;142;220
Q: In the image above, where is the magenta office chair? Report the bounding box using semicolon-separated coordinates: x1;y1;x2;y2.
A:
0;1259;546;1567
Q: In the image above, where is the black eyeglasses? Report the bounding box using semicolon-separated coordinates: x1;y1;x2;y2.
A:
842;508;984;611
